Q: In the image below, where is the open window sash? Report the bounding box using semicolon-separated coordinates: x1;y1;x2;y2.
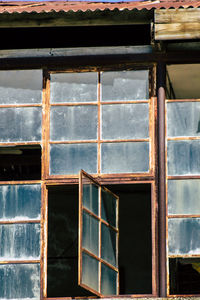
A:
78;170;119;296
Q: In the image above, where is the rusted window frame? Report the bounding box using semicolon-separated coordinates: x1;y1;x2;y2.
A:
0;62;158;299
165;64;200;297
79;170;119;296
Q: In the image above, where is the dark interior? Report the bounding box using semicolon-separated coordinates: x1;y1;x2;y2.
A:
0;25;150;50
47;183;152;297
0;145;41;180
169;258;200;295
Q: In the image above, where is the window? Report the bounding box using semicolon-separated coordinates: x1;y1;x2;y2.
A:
0;64;158;299
166;64;200;295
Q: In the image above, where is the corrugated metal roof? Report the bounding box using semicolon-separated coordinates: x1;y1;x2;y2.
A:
0;0;199;14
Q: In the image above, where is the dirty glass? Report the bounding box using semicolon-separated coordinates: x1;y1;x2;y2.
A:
167;140;200;175
101;142;149;174
167;102;200;137
82;211;99;257
83;183;99;216
101;189;117;227
101;224;117;267
0;184;41;221
168;179;200;215
102;70;149;101
101;103;149;139
50;143;97;175
168;218;200;255
0;107;42;142
0;263;40;299
50;106;98;141
50;72;97;103
0;70;42;104
101;263;117;295
82;252;99;293
0;223;40;260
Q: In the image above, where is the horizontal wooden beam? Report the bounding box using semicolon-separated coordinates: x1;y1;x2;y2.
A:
155;22;200;40
155;8;200;24
0;10;152;28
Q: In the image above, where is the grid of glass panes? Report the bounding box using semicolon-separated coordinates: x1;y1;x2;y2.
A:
49;70;151;176
0;70;43;299
0;184;41;299
79;171;119;296
166;99;200;294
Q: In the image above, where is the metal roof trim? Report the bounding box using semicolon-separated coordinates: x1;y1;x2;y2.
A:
0;1;200;14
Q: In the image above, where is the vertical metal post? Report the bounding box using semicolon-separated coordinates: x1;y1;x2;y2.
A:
157;62;167;297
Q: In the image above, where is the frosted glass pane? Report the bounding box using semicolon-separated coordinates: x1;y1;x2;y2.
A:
82;252;99;293
101;224;116;267
82;211;99;257
102;70;149;101
101;263;117;295
168;179;200;215
167;140;200;175
0;223;40;260
101;142;149;174
50;72;97;103
101;103;149;139
101;189;117;227
168;218;200;255
167;102;200;137
0;70;42;104
50;144;97;175
50;106;98;141
0;263;40;299
0;107;42;142
83;183;99;216
0;184;41;221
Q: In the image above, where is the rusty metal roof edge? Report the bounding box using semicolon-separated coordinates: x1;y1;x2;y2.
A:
0;1;200;14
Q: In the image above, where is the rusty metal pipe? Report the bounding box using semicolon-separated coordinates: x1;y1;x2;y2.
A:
157;62;167;297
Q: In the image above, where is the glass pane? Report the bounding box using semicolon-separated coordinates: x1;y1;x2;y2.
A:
167;140;200;175
0;107;42;142
101;142;149;174
101;263;117;295
83;182;99;216
0;263;40;299
50;144;97;175
0;70;42;104
50;106;98;141
101;188;117;228
101;224;117;267
82;252;99;293
0;223;40;260
168;218;200;255
0;184;41;221
102;70;149;101
82;211;99;257
101;103;149;139
167;102;200;137
50;72;97;103
168;179;200;215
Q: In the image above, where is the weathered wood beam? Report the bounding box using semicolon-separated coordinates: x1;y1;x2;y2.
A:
155;8;200;24
154;9;200;40
0;10;152;28
155;22;200;40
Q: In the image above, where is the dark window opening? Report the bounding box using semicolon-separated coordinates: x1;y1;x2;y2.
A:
106;184;152;295
169;258;200;295
47;185;93;297
47;183;152;297
0;145;41;181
